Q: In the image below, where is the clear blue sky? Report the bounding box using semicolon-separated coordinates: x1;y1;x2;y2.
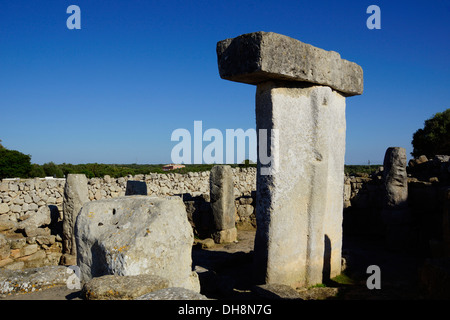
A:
1;0;449;165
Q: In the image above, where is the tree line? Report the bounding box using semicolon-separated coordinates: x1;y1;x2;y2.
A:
1;107;449;179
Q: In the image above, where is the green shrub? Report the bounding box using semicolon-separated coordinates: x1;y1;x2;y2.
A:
42;162;64;178
412;108;450;158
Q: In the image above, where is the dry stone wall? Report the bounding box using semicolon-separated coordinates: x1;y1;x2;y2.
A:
0;168;256;271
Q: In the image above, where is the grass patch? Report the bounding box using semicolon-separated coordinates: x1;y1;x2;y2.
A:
327;272;358;286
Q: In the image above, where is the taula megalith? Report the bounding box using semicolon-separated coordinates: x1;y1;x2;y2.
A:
217;31;363;287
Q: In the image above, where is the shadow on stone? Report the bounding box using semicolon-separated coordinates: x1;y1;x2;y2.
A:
125;181;147;196
322;234;331;283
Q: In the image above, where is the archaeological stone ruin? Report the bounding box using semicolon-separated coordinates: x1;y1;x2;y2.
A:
1;31;450;300
210;165;237;243
74;195;200;292
217;31;363;287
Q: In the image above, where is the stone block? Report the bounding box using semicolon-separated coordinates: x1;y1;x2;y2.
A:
4;261;24;270
0;257;13;268
419;258;450;299
11;204;21;213
0;234;10;260
17;250;46;268
10;249;21;259
237;204;254;218
17;205;51;230
210;165;236;231
20;243;38;256
75;196;200;292
24;226;51;237
60;253;77;266
252;283;303;300
217;31;363;96
0;182;9;192
135;287;209;300
383;147;408;209
36;235;56;246
125;180;148;196
0;266;73;294
0;216;16;232
82;274;169;300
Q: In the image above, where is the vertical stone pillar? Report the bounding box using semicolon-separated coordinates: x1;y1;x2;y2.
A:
210;165;237;243
62;174;89;263
381;147;411;251
216;32;363;287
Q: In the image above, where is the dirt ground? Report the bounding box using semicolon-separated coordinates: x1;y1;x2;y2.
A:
0;229;425;300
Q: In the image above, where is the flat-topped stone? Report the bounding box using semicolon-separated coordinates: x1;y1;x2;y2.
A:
217;31;363;96
81;274;169;300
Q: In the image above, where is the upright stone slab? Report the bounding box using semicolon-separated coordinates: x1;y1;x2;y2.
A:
125;180;148;196
62;174;88;259
210;165;237;243
217;31;363;287
381;147;411;251
382;147;408;209
74;196;200;292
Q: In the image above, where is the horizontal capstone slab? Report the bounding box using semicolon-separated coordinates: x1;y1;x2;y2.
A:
216;31;363;96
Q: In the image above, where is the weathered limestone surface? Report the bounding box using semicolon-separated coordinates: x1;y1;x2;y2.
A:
444;188;450;257
0;170;257;271
125;180;147;196
210;165;237;243
17;205;51;231
62;174;88;256
252;283;303;300
217;31;363;96
75;196;200;292
253;82;347;287
381;147;412;251
135;287;209;300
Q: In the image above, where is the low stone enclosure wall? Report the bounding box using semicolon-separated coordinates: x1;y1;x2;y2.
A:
0;168;256;270
1;154;449;273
